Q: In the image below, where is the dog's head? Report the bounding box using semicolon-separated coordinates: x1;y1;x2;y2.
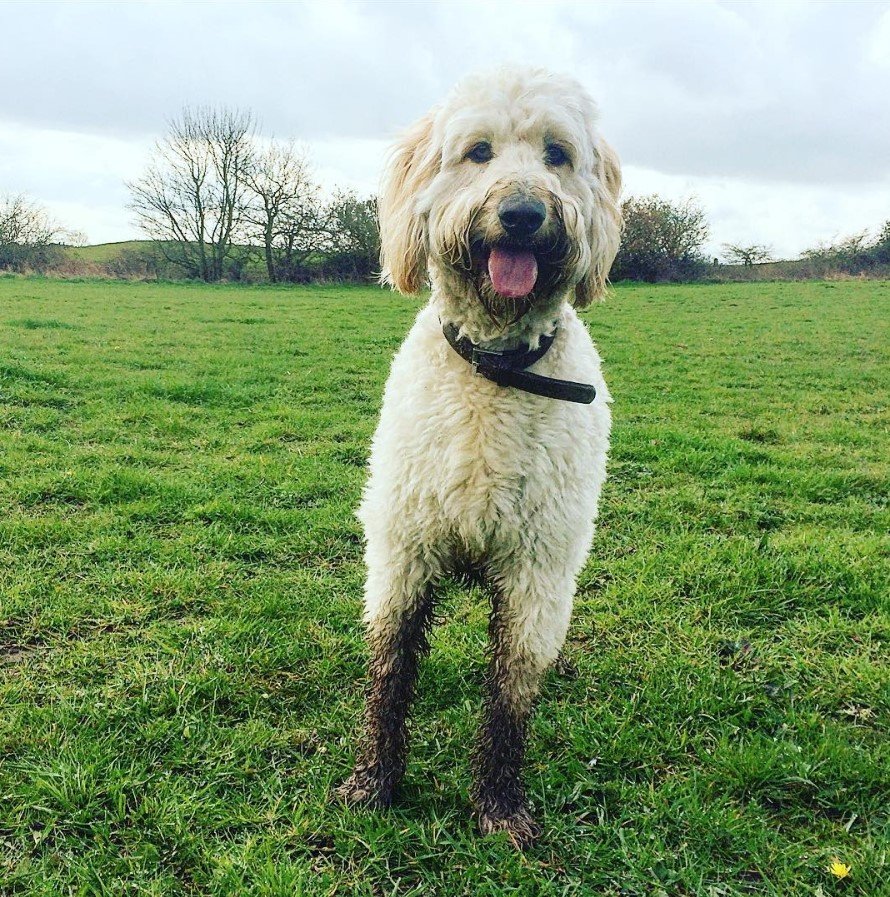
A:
379;68;622;323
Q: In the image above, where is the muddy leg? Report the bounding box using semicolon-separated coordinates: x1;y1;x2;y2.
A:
470;594;543;846
471;556;576;848
339;570;436;808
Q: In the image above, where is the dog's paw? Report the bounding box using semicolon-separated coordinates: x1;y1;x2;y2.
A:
477;805;541;849
336;767;394;810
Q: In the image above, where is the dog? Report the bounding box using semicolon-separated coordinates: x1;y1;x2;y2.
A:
339;67;622;847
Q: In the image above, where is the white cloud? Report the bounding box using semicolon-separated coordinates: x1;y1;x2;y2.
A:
866;7;890;67
0;0;887;252
0;122;152;243
622;165;890;258
311;138;389;200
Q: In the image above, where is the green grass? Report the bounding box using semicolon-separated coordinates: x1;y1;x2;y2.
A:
0;276;887;896
64;241;152;264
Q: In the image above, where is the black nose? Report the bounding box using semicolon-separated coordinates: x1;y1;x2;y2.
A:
497;196;546;238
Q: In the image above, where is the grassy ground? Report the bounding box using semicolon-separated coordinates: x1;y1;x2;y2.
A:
64;242;151;264
0;276;887;896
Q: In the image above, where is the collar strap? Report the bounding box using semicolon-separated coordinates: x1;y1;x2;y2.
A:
442;322;596;404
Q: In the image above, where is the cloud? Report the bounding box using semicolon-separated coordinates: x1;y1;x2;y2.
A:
622;165;890;258
0;121;151;243
0;0;887;249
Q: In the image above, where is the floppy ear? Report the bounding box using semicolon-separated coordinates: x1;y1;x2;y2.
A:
574;137;623;308
378;111;439;294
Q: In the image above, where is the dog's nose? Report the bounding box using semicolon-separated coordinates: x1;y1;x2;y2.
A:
498;196;546;238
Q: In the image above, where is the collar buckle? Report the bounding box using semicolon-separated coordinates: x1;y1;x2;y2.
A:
441;320;596;404
470;345;512;373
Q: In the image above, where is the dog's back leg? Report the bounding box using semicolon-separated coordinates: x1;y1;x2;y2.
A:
472;566;574;847
338;548;441;809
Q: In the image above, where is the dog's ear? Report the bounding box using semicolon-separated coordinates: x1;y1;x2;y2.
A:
574;137;622;308
378;111;439;295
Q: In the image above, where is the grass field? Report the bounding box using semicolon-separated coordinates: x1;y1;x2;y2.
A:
0;276;887;896
64;242;151;265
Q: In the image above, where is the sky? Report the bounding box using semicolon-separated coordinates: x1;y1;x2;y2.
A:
1;0;889;258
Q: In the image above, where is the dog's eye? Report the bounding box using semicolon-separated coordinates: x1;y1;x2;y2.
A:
544;143;570;167
466;142;493;164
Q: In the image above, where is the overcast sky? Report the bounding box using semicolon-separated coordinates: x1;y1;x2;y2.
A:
2;0;889;257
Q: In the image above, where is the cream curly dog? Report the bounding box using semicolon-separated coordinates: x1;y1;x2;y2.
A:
339;67;622;847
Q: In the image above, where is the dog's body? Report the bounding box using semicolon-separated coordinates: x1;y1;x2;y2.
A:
340;68;622;846
360;301;611;660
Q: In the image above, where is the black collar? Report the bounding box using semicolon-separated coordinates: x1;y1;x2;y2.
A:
442;322;596;404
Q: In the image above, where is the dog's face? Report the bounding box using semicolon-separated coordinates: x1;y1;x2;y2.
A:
379;68;622;321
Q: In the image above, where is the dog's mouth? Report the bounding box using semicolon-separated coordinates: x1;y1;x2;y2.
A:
445;204;575;328
486;245;539;299
467;232;569;314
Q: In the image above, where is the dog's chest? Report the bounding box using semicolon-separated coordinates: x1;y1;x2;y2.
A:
364;306;609;557
418;373;596;550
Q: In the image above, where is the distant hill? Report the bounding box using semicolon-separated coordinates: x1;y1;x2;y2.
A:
66;240;154;263
62;241;269;281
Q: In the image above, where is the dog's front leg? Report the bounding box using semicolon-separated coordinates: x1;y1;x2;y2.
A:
339;556;438;809
472;572;573;848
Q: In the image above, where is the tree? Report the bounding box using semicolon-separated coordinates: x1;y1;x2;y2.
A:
62;230;89;248
244;140;328;283
323;191;379;281
721;243;774;267
800;231;873;273
128;106;255;282
872;220;890;264
0;193;65;271
611;195;710;282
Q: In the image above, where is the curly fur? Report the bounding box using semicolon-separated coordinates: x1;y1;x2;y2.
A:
341;67;622;847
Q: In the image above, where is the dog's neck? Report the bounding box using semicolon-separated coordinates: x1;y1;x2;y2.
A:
429;267;566;351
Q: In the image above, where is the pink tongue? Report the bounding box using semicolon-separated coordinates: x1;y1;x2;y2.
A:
487;247;538;298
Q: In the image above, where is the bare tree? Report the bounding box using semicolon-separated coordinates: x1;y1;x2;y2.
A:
0;193;65;271
60;229;89;248
874;220;890;264
128;106;255;282
800;230;880;275
721;243;774;267
0;193;58;245
244;140;328;283
802;231;871;263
